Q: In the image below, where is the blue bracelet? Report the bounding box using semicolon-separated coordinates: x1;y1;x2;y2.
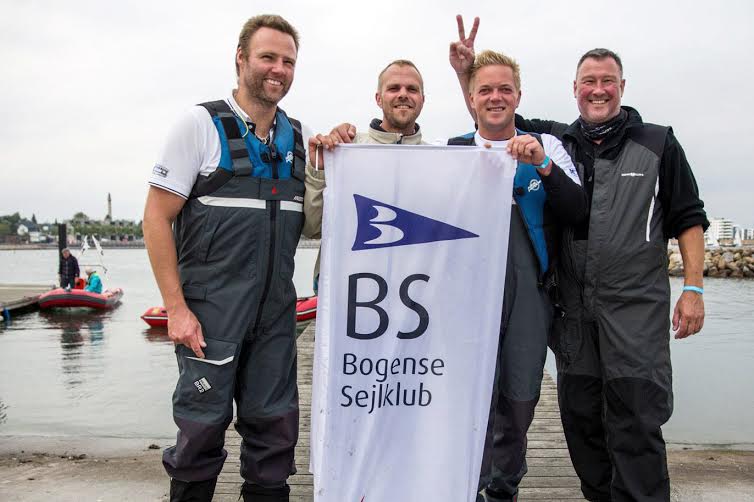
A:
682;286;704;294
535;155;550;170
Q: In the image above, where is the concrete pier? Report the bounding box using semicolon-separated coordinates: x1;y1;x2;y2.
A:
0;283;54;319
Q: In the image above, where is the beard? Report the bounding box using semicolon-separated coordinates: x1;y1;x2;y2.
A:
243;72;291;107
383;105;418;132
385;115;414;132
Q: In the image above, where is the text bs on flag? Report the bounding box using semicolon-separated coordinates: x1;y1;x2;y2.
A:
311;144;515;502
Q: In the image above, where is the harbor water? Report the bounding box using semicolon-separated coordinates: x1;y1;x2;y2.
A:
0;249;752;447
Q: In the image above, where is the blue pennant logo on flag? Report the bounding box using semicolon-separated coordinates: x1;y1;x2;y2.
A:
352;194;479;251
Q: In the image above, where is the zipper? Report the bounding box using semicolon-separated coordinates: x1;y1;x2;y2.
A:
269;143;279;179
252;143;280;334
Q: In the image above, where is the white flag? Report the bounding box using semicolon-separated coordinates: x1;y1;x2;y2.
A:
80;235;90;255
311;144;515;502
92;235;104;255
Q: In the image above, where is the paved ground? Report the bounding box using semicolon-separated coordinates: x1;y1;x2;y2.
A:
1;446;751;501
0;449;166;501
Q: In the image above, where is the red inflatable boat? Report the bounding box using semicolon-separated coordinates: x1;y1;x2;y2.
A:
294;296;317;322
141;306;168;327
39;287;124;310
141;296;318;327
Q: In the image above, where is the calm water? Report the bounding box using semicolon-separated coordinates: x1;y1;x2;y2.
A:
1;249;752;447
0;248;317;442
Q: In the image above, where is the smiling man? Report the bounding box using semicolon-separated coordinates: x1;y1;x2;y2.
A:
452;19;710;498
302;59;428;288
143;14;316;502
447;50;587;502
522;49;709;502
373;60;426;137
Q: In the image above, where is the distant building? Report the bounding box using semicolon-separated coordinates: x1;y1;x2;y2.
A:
17;220;42;243
744;228;754;240
705;218;734;244
17;220;38;233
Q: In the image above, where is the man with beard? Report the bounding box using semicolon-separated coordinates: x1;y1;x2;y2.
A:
302;59;427;286
143;14;317;502
453;24;708;501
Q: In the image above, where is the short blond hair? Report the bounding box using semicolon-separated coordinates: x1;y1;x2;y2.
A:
236;14;300;76
377;59;424;93
469;50;521;91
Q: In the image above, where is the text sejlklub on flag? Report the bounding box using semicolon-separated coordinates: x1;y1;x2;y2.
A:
310;144;516;502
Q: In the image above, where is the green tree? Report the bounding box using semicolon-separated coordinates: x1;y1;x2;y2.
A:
1;213;22;233
5;212;21;225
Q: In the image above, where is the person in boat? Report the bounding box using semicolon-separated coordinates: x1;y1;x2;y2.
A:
58;248;79;291
448;40;587;502
83;267;102;294
302;59;428;293
454;28;708;501
143;14;319;502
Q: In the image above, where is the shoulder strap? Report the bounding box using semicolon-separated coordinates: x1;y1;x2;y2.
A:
282;110;306;182
517;129;544;148
447;133;476;146
188;100;245;199
198;100;253;176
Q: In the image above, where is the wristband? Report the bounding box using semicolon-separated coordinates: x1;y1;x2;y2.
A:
534;155;550;170
682;286;704;294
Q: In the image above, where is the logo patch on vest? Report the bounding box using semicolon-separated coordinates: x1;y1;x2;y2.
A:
286;151;294;164
271;186;278;195
527;179;542;192
152;164;169;178
194;377;212;394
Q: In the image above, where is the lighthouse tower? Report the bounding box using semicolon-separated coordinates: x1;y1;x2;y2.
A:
106;193;112;222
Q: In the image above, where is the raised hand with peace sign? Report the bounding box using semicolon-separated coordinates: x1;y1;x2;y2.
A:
450;15;480;119
449;15;479;76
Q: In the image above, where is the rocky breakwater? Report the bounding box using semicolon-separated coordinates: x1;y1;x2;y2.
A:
668;247;754;278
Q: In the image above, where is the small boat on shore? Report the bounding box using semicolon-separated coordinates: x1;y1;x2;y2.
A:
140;296;318;327
39;287;124;310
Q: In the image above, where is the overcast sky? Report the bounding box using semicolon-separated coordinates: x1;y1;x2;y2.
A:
2;0;753;227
